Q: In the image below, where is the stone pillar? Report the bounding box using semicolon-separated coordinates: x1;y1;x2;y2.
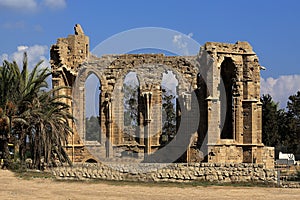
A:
113;81;124;145
181;92;192;162
104;95;113;158
79;86;85;142
207;97;220;145
100;92;107;145
142;91;152;155
150;85;162;146
256;101;262;144
206;60;221;145
233;59;244;144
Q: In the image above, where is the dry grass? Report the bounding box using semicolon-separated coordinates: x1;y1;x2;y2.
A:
0;169;299;200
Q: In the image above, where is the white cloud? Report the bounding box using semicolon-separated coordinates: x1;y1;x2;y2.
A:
172;32;194;56
0;0;37;11
0;53;8;62
2;21;26;30
43;0;66;9
0;44;51;88
1;45;49;71
261;75;300;108
0;0;67;11
17;46;29;51
162;71;178;93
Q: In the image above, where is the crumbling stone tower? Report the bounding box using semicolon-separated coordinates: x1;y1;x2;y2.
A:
203;42;274;168
50;24;275;168
50;24;95;162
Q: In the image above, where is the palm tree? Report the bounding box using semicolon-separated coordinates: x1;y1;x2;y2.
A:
0;59;20;167
24;88;73;169
0;52;73;169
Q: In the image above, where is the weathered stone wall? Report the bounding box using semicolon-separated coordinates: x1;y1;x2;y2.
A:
50;24;275;168
52;163;277;184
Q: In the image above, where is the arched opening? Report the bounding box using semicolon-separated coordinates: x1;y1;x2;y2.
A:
196;73;208;148
220;57;235;139
85;73;101;142
85;158;98;163
123;72;139;143
160;70;178;145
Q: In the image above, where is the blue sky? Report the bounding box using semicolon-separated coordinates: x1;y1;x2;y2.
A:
0;0;300;109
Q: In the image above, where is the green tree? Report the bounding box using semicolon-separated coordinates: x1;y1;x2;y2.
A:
86;116;100;141
261;94;280;147
161;88;176;144
0;53;73;169
123;83;138;127
0;58;24;165
24;88;73;169
261;92;300;158
285;91;300;154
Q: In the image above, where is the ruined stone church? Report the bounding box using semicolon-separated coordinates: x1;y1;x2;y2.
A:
50;24;274;168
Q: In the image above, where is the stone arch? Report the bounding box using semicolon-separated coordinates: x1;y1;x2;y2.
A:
160;70;178;145
107;56;199;93
72;65;108;144
103;57;200;155
84;158;98;163
123;72;140;142
84;73;101;142
220;57;236;139
51;26;275;167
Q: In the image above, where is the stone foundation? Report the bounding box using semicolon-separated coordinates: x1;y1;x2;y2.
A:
52;163;277;184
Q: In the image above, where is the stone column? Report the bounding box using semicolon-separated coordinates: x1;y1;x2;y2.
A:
207;97;220;145
182;92;192;162
142;91;152;155
206;60;221;145
232;58;244;144
78;86;85;142
104;95;113;158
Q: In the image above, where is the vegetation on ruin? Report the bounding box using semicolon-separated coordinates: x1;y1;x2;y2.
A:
0;53;73;170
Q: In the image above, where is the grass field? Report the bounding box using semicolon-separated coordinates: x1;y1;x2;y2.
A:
0;169;299;200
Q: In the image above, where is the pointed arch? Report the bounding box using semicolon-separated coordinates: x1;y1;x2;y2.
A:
85;73;101;142
160;70;179;145
220;57;236;139
123;71;140;142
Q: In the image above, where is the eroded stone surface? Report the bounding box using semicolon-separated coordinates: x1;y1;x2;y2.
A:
53;163;278;184
50;24;274;169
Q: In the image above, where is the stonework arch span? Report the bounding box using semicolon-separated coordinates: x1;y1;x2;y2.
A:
72;64;108;144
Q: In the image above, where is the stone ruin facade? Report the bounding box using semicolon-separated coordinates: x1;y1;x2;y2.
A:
50;24;275;168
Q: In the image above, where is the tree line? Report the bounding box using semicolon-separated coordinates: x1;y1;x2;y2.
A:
0;53;73;170
261;92;300;159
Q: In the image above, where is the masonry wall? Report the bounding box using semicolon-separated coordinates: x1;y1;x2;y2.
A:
51;25;275;168
53;163;278;184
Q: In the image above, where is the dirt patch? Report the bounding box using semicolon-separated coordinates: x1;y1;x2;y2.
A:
0;169;299;200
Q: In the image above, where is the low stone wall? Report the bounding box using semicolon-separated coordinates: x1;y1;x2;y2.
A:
52;163;278;184
281;182;300;188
